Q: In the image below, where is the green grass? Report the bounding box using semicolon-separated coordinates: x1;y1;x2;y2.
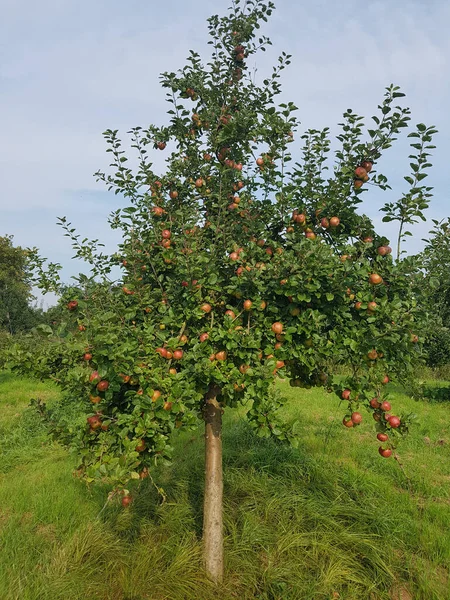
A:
0;371;449;599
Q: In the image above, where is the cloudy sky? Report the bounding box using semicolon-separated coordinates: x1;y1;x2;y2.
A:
1;0;448;305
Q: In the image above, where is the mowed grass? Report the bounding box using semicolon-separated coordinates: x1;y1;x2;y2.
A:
0;371;449;600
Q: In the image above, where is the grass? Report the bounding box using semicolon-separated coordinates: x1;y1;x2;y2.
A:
0;371;449;599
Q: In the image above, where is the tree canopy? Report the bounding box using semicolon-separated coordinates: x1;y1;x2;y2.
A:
0;235;43;334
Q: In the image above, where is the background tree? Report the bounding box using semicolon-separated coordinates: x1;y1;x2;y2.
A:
13;0;436;584
421;218;450;368
0;235;44;334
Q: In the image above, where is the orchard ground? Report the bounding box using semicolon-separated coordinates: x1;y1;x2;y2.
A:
0;371;449;600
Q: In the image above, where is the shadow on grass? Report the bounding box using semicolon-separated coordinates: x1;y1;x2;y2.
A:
108;417;337;542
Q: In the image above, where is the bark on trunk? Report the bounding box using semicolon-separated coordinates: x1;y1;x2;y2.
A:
203;385;223;584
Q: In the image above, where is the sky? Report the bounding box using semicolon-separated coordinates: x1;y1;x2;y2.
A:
1;0;449;307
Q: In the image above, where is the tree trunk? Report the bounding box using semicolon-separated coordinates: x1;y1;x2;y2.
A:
203;385;223;584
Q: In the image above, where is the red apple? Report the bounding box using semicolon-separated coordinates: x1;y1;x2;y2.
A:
343;417;354;428
380;401;391;412
215;351;227;361
378;447;392;458
199;333;209;343
354;179;364;189
377;245;392;256
173;349;183;360
341;389;351;400
329;216;340;227
151;206;165;217
83;353;92;361
89;371;100;383
121;495;133;507
271;322;283;335
97;380;109;393
388;415;401;428
67;300;78;311
377;432;389;442
369;273;383;285
87;415;102;429
243;300;253;311
201;303;212;313
351;412;363;424
361;160;373;173
135;439;146;452
370;398;381;409
354;166;367;179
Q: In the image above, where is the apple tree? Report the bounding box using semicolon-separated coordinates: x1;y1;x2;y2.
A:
421;218;450;367
15;0;437;583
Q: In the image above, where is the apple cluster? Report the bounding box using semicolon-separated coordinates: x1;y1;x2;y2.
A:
353;160;373;190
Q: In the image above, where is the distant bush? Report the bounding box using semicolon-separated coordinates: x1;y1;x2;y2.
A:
1;326;65;377
0;331;13;369
425;327;450;369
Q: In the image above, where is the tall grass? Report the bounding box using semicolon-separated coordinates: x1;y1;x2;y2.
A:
0;371;449;599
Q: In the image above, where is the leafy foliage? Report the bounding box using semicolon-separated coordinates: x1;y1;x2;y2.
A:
0;235;45;333
420;218;450;368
